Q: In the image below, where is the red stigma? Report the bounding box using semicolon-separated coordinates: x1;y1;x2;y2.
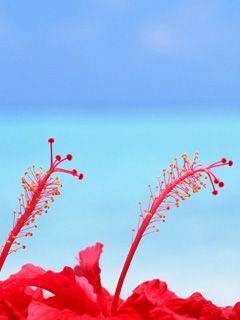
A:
48;138;54;144
221;158;227;163
56;155;61;161
228;160;233;166
66;154;73;161
214;178;219;184
212;190;218;195
72;169;78;176
219;181;224;188
79;173;84;180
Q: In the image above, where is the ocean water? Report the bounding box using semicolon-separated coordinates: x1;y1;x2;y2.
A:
0;107;239;306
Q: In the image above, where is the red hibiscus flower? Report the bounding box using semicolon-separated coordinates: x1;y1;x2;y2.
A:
0;243;239;320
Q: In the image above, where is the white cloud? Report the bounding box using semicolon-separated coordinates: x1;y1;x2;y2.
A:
140;24;185;54
137;2;232;56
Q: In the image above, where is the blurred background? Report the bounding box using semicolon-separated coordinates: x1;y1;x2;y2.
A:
0;0;239;306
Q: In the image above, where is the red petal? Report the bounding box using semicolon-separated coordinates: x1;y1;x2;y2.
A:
28;300;144;320
74;243;113;316
0;285;39;319
27;267;100;315
169;292;223;319
28;301;85;319
227;302;240;319
1;264;45;289
123;279;224;320
74;243;103;294
1;264;100;316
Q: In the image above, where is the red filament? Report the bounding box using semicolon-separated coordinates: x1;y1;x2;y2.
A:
111;153;232;314
79;173;84;180
0;138;84;272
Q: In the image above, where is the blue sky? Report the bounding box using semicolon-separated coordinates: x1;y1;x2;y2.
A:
0;0;240;107
0;0;240;308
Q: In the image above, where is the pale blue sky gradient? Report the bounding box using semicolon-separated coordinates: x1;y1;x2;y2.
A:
0;0;240;308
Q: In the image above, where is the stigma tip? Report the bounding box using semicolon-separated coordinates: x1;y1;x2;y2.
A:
48;138;54;144
66;154;73;161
